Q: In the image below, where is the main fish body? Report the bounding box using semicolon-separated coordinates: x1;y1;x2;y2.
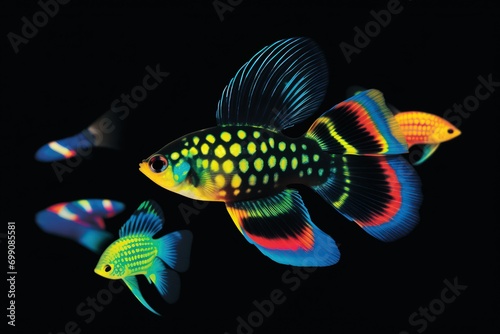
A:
140;125;330;202
140;37;423;267
94;235;158;278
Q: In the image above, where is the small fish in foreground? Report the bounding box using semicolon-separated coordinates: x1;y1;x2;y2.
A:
35;199;125;253
94;199;193;315
139;37;422;267
347;85;462;165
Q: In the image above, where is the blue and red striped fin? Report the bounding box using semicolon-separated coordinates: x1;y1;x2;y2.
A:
34;108;125;163
34;129;95;163
216;37;329;131
35;199;125;253
312;155;422;241
225;189;340;267
306;89;408;155
346;85;401;114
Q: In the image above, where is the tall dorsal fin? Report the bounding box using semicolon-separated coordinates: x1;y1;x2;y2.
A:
119;200;165;238
216;37;329;131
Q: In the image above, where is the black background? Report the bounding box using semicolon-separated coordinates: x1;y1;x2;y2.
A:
2;1;499;333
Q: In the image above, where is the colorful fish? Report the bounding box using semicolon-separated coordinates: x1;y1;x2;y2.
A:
94;200;193;316
35;199;125;253
347;85;462;165
34;110;124;162
139;37;422;267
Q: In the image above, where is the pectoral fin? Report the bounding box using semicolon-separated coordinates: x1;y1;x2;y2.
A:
412;144;440;165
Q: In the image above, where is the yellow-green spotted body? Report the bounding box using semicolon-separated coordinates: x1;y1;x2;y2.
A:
94;200;193;315
140;126;330;202
94;235;159;278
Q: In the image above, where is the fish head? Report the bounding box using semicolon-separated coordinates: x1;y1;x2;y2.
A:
94;246;126;279
139;138;205;199
430;119;462;143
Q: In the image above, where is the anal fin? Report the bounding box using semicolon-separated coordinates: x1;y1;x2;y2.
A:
226;189;340;267
122;276;161;316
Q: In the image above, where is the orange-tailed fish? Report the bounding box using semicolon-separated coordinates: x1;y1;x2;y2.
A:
94;199;193;315
139;37;422;267
347;85;461;165
35;199;125;253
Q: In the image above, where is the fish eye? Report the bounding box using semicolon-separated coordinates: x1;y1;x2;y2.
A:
104;264;112;272
447;128;454;134
148;155;168;173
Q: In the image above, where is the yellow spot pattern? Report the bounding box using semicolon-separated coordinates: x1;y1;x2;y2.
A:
215;174;225;188
237;130;246;140
193;136;200;145
221;132;231;142
201;143;210;155
268;138;275;148
239;159;249;173
206;134;216;144
210;160;219;171
171;152;180;160
230;143;241;157
215;145;226;158
247;142;256;154
231;174;242;188
278;142;286;151
291;157;298;170
223;160;234;173
254;158;264;172
249;175;257;186
268;156;276;168
260;142;268;153
279;157;288;171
